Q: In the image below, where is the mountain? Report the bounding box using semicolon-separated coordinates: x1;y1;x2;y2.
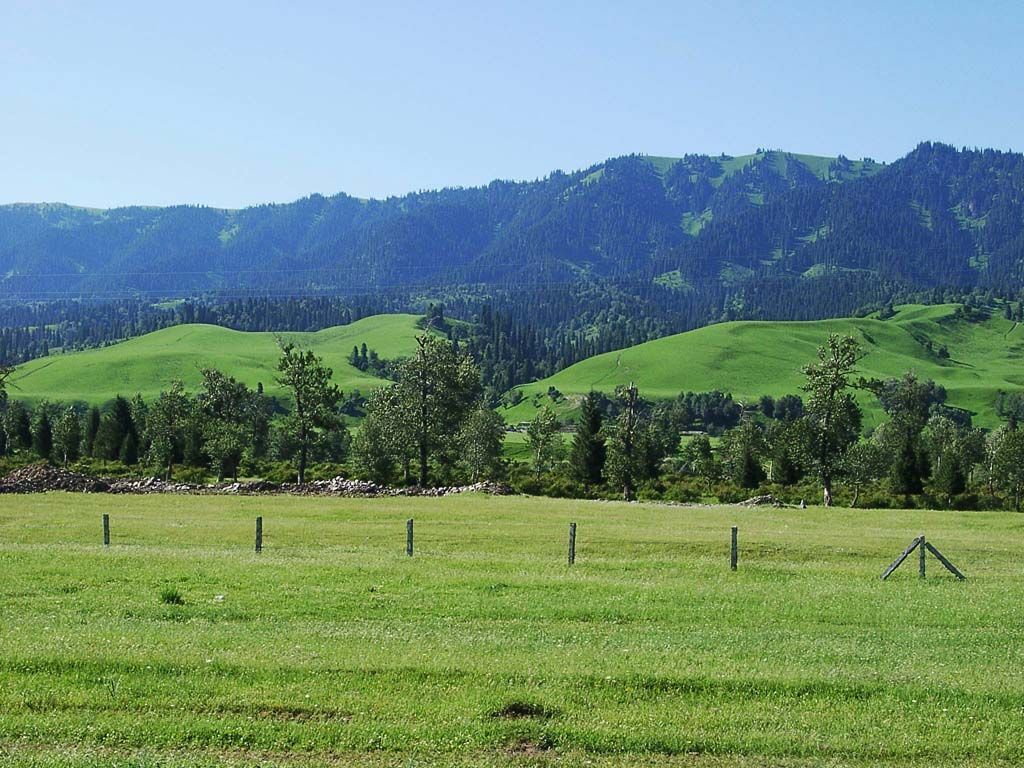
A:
5;314;424;405
4;143;1012;299
501;303;1024;429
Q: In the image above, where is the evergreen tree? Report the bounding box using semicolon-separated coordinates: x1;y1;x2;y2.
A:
8;401;32;450
32;407;53;462
570;392;606;487
120;431;139;465
84;406;101;457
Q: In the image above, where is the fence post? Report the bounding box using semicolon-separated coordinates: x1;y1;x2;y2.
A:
102;514;110;547
919;534;926;578
255;516;263;553
407;519;414;557
730;526;738;571
568;522;577;565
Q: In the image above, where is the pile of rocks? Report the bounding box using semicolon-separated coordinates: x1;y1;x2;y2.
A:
0;465;514;498
106;477;207;495
736;494;786;507
0;464;111;494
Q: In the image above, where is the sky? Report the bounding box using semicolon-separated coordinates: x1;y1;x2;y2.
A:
1;0;1022;209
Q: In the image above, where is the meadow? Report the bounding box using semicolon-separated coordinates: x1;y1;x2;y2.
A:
2;492;1023;766
504;304;1024;428
4;314;424;405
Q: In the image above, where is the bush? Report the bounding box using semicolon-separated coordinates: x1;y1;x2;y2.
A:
173;467;211;484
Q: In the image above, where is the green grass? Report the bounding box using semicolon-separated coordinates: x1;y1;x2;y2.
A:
1;492;1023;766
6;314;424;405
503;304;1024;428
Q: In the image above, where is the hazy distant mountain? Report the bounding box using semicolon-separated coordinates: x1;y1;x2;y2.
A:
2;142;1021;300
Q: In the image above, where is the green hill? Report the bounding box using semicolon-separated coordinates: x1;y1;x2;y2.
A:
502;304;1024;428
7;314;424;405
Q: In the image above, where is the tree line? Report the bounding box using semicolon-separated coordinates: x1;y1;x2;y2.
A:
3;330;1024;511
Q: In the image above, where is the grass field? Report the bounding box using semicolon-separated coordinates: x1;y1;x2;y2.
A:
2;492;1023;766
503;304;1024;428
6;314;424;405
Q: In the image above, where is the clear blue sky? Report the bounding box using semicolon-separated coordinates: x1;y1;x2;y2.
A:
1;1;1022;209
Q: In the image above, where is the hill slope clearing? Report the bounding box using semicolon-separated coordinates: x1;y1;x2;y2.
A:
504;304;1024;428
7;313;424;405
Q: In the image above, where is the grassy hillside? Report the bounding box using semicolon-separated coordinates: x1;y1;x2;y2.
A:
504;304;1024;428
1;492;1023;765
7;314;424;405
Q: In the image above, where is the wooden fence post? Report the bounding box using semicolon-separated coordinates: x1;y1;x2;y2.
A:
255;516;263;553
407;519;414;557
102;514;110;547
919;534;926;579
730;526;738;571
568;522;577;565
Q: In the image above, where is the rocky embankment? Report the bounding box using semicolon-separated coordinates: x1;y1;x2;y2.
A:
0;464;513;497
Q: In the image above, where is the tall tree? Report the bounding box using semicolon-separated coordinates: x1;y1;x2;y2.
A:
94;396;139;463
800;335;863;506
681;433;721;493
458;404;506;482
83;406;101;457
53;408;82;466
604;384;644;501
146;381;191;480
871;372;938;494
197;368;254;481
7;401;32;451
839;439;888;508
992;425;1024;510
32;406;54;462
383;334;481;487
720;421;766;489
570;392;606;488
526;406;563;479
276;342;344;484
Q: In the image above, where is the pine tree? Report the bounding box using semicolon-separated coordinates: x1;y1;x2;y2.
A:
84;406;101;457
569;392;605;487
32;408;53;462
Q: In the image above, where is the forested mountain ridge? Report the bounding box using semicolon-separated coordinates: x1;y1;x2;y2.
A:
7;143;1020;301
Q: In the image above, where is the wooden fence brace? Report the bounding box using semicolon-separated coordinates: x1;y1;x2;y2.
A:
925;542;967;581
919;534;926;579
102;514;110;547
880;536;922;580
730;526;738;571
568;522;577;565
255;516;263;553
406;518;414;557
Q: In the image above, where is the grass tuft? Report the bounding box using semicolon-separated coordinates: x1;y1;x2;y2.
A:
159;587;185;605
